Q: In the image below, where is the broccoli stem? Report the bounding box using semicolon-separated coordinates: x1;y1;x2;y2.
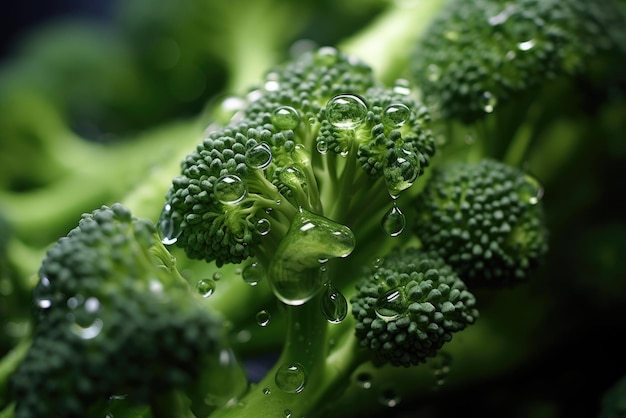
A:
339;0;448;83
0;338;30;411
0;119;204;247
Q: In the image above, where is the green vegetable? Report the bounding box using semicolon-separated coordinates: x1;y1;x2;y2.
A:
1;0;624;417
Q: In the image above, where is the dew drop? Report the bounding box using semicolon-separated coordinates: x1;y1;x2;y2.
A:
379;388;401;408
518;39;536;51
158;203;181;245
275;363;307;393
66;295;102;339
320;283;348;324
242;261;264;286
384;149;419;197
431;351;452;389
197;279;216;298
326;94;368;130
34;276;52;310
316;140;329;154
256;310;271;327
212;272;223;281
375;288;406;321
355;372;373;389
70;317;103;340
255;218;272;236
488;4;516;26
272;106;301;130
372;257;384;269
392;79;412;95
269;210;355;306
481;91;497;113
314;46;339;66
284;410;292;418
245;143;273;169
263;387;271;395
382;103;411;128
214;175;247;205
520;174;544;205
381;202;406;237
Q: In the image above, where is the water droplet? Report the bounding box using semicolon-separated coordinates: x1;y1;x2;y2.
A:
375;288;406;321
320;284;348;324
382;103;411;128
381;203;406;237
158;203;181;245
279;166;307;191
326;94;368;130
518;39;536;51
255;218;272;236
488;4;516;26
256;310;271;327
70;317;103;340
384;149;419;197
284;410;292;418
392;79;412;95
275;363;307;393
263;387;271;395
272;106;301;130
268;210;355;306
197;279;216;298
372;257;384;269
34;276;52;309
316;140;328;154
379;388;401;407
481;91;497;113
520;174;543;205
214;175;247;205
212;272;222;281
355;372;373;389
242;261;264;286
264;80;280;91
66;295;102;339
430;351;452;389
149;279;164;294
314;46;339;66
427;64;441;82
245;143;273;169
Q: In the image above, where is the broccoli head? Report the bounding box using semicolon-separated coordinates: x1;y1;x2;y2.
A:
412;159;548;287
11;204;224;418
160;47;435;286
412;0;626;124
351;248;478;367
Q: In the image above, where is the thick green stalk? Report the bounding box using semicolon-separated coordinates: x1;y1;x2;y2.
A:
209;295;330;418
340;0;448;83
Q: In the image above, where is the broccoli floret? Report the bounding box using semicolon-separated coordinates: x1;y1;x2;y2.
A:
412;0;626;124
412;159;548;286
161;47;435;271
10;204;225;418
351;248;478;367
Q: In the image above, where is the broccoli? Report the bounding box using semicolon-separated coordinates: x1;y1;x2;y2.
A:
412;159;548;287
411;0;626;166
160;47;435;272
10;204;237;418
1;0;625;417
